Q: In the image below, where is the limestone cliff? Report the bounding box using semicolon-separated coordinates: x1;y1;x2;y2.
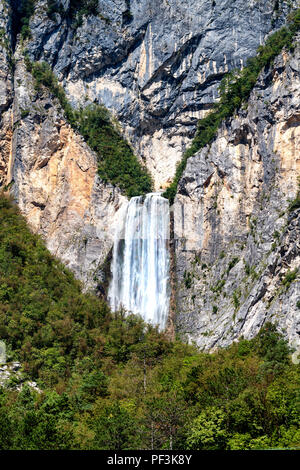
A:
174;42;300;350
26;0;297;189
0;0;13;187
0;0;299;349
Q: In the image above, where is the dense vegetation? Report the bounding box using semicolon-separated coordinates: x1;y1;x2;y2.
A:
24;59;153;198
163;9;300;203
0;194;299;450
77;105;153;197
12;0;100;41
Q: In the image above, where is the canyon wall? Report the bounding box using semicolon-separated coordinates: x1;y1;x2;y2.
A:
0;0;299;347
174;42;300;349
10;52;127;290
26;0;296;189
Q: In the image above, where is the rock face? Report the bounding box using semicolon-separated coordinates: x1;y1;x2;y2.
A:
26;0;297;189
0;1;298;349
0;0;13;187
173;43;300;350
9;50;127;290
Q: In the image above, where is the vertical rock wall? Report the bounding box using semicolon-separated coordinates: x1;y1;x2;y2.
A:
0;0;13;186
7;50;127;290
26;0;298;189
174;43;300;349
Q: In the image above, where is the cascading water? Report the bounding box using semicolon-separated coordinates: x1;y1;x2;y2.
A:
108;193;170;330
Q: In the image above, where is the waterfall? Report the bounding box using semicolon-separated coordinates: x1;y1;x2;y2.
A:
108;193;170;330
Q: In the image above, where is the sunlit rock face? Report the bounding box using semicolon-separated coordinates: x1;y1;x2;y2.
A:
0;1;299;347
174;44;300;350
7;52;127;290
26;0;297;189
0;1;13;187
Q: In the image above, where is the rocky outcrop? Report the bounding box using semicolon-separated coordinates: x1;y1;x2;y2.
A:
9;50;127;290
0;0;13;186
26;0;298;189
0;361;40;391
174;42;300;350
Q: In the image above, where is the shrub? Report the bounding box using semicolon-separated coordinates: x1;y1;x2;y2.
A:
77;105;153;197
282;269;298;288
68;0;99;27
12;0;36;41
227;257;239;275
183;271;193;289
46;0;65;21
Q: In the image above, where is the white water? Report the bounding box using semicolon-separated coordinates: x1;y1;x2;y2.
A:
108;193;170;330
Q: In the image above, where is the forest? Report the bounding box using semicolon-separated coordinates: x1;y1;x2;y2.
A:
0;195;299;450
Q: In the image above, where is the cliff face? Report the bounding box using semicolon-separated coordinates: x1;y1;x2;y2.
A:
0;1;299;348
26;0;296;189
6;47;127;290
0;1;13;187
174;43;300;350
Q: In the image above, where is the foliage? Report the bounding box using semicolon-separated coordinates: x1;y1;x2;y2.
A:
288;178;300;212
227;256;239;274
163;9;300;204
69;0;99;25
46;1;65;21
282;269;298;288
289;193;300;211
183;271;192;289
0;193;110;383
186;407;228;450
0;198;298;451
25;60;153;197
77;105;153;197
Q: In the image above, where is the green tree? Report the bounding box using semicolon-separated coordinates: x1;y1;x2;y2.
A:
186;406;228;450
93;401;139;450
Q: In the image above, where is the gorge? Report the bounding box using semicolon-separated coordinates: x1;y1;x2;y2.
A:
0;0;299;452
0;0;299;349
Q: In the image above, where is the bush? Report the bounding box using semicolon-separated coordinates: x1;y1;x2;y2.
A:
46;0;65;21
12;0;36;41
68;0;99;27
77;105;153;197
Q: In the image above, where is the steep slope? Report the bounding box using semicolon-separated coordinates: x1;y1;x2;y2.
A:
0;0;13;187
0;0;299;349
26;0;298;189
174;41;300;350
10;50;128;290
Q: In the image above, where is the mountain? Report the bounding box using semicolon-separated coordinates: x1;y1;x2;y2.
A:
0;1;299;347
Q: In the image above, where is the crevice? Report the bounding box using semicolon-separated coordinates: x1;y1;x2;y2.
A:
9;0;35;51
